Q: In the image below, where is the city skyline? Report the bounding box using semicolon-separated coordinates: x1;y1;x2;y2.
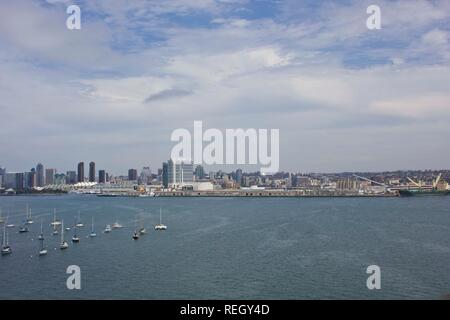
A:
1;1;450;174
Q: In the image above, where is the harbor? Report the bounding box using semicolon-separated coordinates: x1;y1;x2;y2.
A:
1;194;449;299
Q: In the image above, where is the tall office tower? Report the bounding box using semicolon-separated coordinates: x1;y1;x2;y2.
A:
4;172;24;190
166;159;193;187
66;171;77;184
128;169;138;181
24;171;36;189
89;162;96;182
45;168;56;185
162;162;169;188
77;162;84;183
235;169;243;186
194;165;205;180
98;170;106;183
0;166;5;188
35;163;44;187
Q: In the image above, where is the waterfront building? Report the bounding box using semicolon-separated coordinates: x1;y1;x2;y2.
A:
66;171;77;184
162;162;169;188
24;171;36;189
140;166;152;185
0;166;5;187
336;178;359;191
235;169;243;186
36;163;44;187
99;170;106;183
77;162;84;182
54;173;66;185
128;169;138;181
4;172;24;190
165;159;193;188
89;162;96;182
45;168;56;185
194;165;205;180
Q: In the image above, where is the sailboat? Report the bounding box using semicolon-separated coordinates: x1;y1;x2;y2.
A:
154;208;167;231
76;212;84;228
132;218;140;240
52;224;59;235
72;218;80;243
50;209;61;226
89;217;97;237
38;219;44;240
38;219;48;256
26;205;34;224
60;220;69;249
138;214;146;235
1;222;12;255
19;220;29;233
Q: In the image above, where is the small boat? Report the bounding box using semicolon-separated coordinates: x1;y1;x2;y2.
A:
19;223;29;233
104;225;112;233
72;218;80;243
138;214;146;235
1;223;12;255
26;204;34;225
89;217;97;237
38;219;48;256
154;208;167;231
75;212;84;228
132;217;140;240
60;220;69;249
50;209;61;226
112;220;123;229
6;224;15;228
38;219;44;240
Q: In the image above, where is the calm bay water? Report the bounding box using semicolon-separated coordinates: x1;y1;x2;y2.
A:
0;194;449;299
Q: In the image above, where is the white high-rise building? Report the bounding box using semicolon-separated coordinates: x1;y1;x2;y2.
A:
167;159;193;188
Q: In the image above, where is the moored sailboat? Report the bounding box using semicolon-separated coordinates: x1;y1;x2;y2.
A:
1;222;12;255
60;220;69;249
90;216;97;237
154;208;167;231
72;218;80;243
38;218;48;256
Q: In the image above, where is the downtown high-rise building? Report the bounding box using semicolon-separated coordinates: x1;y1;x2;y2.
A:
89;162;96;182
162;159;193;188
45;168;56;185
36;163;44;187
98;170;106;183
0;166;5;188
128;169;138;181
194;165;205;180
24;169;36;189
66;171;77;184
77;162;84;183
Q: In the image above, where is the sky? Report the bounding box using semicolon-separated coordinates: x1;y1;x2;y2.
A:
1;0;450;175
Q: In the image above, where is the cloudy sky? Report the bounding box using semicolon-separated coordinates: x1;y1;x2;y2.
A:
1;0;450;175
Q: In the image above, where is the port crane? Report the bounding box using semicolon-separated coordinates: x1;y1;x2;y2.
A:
352;174;391;191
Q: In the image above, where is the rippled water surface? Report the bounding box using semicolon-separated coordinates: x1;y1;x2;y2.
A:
0;195;449;299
